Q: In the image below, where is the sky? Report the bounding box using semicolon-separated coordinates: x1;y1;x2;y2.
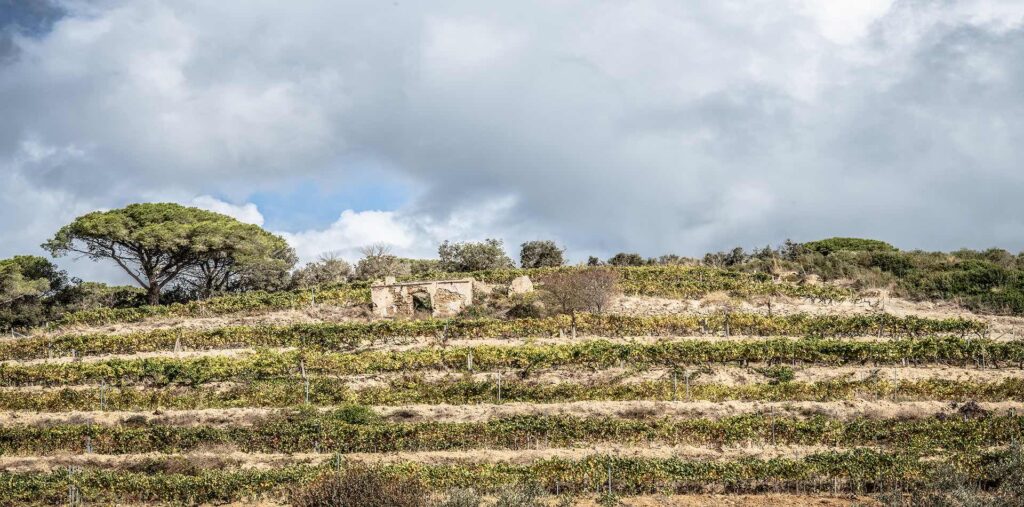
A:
2;0;1024;283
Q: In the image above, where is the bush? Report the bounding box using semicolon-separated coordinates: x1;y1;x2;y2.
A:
436;488;482;507
330;404;379;425
540;269;620;321
290;468;428;507
439;239;514;272
494;484;543;507
755;365;795;384
354;244;411;281
292;253;352;288
802;237;897;256
505;293;546;319
607;253;646;266
520;240;565;268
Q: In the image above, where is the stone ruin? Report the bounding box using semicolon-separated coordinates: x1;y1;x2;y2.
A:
370;277;474;318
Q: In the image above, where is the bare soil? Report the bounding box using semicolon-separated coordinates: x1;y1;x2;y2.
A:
6;400;1020;427
611;293;1024;338
32;305;370;338
0;444;856;472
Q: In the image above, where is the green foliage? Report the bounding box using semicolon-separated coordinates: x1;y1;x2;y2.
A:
331;404;380;425
292;254;353;288
0;256;52;304
607;253;647;267
43;203;296;304
802;237;898;255
0;256;54;329
520;241;565;268
755;365;795;384
354;244;411;281
687;239;1024;315
439;239;514;272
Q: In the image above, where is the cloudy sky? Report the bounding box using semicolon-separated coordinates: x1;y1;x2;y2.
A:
2;0;1024;282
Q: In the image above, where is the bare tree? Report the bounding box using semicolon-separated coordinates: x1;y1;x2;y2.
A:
539;268;620;337
700;291;744;337
354;244;410;281
291;251;352;289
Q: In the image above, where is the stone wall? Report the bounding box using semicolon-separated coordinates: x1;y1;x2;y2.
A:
370;278;474;318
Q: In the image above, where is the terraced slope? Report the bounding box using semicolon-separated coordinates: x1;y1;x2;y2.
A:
2;288;1023;505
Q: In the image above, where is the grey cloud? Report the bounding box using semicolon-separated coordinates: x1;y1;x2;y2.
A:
2;0;1024;280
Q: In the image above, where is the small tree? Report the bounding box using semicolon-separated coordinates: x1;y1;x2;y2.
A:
292;252;352;289
0;257;51;306
354;244;410;281
519;240;565;268
607;252;646;266
438;239;514;272
44;203;285;305
540;268;619;336
0;256;71;330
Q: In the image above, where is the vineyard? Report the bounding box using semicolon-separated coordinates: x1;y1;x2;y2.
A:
2;269;1023;505
49;265;850;328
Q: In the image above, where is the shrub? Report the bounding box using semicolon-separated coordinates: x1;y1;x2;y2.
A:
436;488;482;507
505;293;546;319
755;365;795;384
802;237;898;256
330;404;379;425
539;269;620;332
439;239;515;272
290;468;428;507
494;484;543;507
293;253;352;288
354;244;411;281
520;240;565;268
607;253;646;266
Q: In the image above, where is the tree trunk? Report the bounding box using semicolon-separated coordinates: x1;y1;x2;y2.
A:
146;284;160;305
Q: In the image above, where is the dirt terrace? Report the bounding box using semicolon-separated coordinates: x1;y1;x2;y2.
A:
3;400;1020;427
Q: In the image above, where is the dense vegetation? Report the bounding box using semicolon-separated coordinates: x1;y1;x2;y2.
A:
698;238;1024;315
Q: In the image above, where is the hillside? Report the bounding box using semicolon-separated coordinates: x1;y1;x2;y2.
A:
1;267;1022;505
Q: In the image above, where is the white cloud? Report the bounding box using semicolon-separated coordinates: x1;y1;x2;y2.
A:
3;0;1024;285
422;17;523;77
190;196;265;226
281;196;520;264
283;210;415;263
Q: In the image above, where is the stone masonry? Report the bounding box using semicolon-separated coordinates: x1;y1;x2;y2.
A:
370;278;474;318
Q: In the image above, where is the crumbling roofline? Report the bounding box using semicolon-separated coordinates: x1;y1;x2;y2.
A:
370;278;475;288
